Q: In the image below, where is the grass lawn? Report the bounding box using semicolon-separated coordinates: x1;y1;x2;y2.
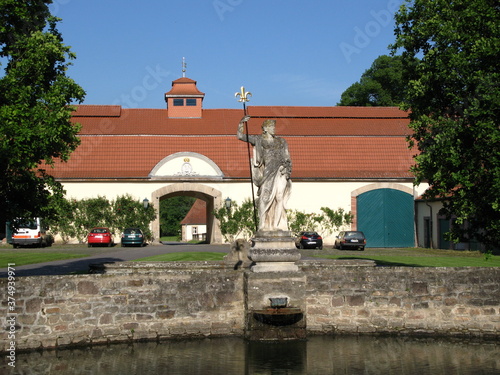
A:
312;247;500;267
1;244;498;269
159;236;179;242
0;252;88;268
134;252;226;262
159;236;206;244
315;254;500;267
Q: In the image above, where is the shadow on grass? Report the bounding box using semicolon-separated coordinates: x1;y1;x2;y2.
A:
160;241;209;246
327;256;423;267
0;257;123;278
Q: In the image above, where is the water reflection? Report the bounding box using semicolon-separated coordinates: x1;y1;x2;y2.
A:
5;336;499;375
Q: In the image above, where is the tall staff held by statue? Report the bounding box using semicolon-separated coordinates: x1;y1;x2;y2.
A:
235;86;258;232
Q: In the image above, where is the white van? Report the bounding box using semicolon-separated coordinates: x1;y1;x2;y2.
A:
8;218;53;248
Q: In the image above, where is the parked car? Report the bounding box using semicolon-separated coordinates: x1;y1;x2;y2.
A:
121;228;146;247
8;217;53;248
295;231;323;249
334;231;366;250
87;227;114;247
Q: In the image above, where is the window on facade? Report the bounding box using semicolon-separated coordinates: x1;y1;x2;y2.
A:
186;98;197;106
173;99;184;106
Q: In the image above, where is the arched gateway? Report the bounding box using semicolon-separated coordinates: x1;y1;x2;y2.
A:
150;183;224;244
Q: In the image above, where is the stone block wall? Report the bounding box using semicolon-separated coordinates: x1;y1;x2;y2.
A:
302;261;500;337
1;262;244;351
1;261;499;352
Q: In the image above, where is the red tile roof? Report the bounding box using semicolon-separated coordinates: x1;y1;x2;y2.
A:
180;199;207;225
164;77;205;96
49;105;415;180
71;107;410;137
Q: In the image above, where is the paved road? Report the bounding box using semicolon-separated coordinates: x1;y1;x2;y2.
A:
0;242;231;278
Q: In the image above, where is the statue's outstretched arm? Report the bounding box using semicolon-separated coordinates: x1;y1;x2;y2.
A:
237;115;254;143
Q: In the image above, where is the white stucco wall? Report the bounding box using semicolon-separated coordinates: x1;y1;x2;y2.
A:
181;224;208;242
60;180;429;245
57;142;432;244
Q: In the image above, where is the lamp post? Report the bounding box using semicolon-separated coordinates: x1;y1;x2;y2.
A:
143;198;149;209
225;197;232;212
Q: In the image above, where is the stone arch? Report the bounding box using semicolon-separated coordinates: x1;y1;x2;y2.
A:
150;183;224;244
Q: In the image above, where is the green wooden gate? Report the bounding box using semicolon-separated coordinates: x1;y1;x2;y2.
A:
357;188;414;247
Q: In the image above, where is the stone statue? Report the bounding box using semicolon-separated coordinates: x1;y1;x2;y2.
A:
237;116;292;232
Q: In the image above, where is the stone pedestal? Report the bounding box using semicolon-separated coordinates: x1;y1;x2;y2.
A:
249;230;301;272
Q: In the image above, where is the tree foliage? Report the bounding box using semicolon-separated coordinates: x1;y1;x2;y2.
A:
288;207;353;238
392;0;500;247
213;197;353;243
159;196;196;236
0;0;85;224
213;199;256;243
338;55;408;106
48;195;156;243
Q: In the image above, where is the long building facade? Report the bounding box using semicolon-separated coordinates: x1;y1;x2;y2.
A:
50;76;429;246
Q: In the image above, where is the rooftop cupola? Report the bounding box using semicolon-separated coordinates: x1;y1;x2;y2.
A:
164;77;205;118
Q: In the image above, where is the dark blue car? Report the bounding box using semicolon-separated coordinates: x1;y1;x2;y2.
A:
121;228;146;247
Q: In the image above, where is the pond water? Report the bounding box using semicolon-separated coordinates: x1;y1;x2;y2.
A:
4;335;499;375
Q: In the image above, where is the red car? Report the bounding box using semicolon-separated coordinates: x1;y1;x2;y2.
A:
87;227;114;247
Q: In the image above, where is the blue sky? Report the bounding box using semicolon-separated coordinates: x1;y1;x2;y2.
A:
53;0;404;109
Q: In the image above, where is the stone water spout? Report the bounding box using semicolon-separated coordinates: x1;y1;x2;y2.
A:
253;298;304;326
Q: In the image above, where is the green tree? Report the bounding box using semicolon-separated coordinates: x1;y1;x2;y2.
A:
45;197;78;243
213;199;256;242
391;0;500;247
0;1;85;225
112;195;156;241
288;207;353;238
338;55;408;106
320;207;354;236
160;196;196;236
49;195;157;243
71;197;113;243
287;210;324;235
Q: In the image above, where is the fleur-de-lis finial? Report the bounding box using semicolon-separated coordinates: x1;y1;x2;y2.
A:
235;86;252;103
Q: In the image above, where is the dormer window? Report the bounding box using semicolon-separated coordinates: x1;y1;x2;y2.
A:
165;77;205;118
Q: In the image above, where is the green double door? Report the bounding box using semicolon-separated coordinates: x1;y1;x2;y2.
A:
357;188;414;248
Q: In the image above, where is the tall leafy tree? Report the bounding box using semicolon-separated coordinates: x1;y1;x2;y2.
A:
338;55;408;106
160;196;196;236
0;1;85;226
392;0;500;247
